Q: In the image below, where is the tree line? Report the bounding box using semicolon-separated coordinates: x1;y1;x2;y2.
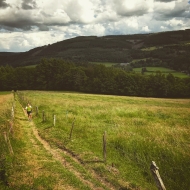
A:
0;58;190;98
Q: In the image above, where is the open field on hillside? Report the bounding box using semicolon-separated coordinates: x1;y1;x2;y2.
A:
141;47;162;51
90;62;117;67
17;90;190;190
133;67;189;78
23;64;37;68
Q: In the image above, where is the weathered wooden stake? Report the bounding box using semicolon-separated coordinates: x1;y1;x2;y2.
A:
53;115;56;126
69;118;76;140
9;120;14;135
7;135;14;155
3;132;7;143
150;161;166;190
42;110;45;122
4;132;14;155
103;131;107;163
11;106;14;119
66;110;68;119
36;106;39;116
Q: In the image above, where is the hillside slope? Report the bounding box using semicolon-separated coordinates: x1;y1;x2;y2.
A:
0;29;190;67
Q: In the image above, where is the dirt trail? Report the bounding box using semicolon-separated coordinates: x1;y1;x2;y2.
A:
20;106;116;190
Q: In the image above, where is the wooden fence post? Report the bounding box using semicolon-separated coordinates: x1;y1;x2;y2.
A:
11;106;14;120
36;106;39;116
150;161;166;190
4;132;14;155
42;110;45;122
69;118;76;140
103;131;107;163
53;115;56;126
8;120;14;135
3;132;7;143
7;135;14;155
66;110;68;119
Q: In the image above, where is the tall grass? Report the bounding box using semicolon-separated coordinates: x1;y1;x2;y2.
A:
0;92;14;188
21;91;190;190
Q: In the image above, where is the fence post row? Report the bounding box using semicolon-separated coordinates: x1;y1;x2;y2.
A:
150;161;166;190
15;92;169;190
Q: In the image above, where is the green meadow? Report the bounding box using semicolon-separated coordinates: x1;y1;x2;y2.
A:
90;62;117;67
15;91;190;190
133;67;189;78
141;47;162;51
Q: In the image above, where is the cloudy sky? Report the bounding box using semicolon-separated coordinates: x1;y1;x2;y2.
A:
0;0;190;52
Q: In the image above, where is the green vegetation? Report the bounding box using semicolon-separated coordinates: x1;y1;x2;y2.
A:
17;90;190;190
0;92;96;190
0;29;190;75
90;62;117;67
141;47;162;51
0;92;14;188
0;59;190;98
133;67;189;78
23;64;37;68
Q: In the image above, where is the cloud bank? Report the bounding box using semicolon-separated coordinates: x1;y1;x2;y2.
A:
0;0;189;52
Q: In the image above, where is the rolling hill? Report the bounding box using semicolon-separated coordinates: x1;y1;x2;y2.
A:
0;29;190;68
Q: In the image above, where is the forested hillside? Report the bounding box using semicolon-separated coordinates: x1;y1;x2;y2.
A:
0;59;190;98
0;29;190;74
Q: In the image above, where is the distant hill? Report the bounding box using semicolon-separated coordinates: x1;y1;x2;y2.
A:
0;29;190;67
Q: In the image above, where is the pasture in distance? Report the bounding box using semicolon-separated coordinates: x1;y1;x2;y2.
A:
133;67;189;78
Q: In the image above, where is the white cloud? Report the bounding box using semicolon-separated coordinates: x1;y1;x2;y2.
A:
165;18;185;28
0;0;190;52
0;31;65;52
113;0;153;16
64;0;95;23
142;26;151;32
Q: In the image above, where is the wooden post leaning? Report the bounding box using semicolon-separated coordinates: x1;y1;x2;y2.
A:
3;132;14;155
36;106;39;116
42;110;45;122
69;118;76;140
103;131;107;163
150;161;166;190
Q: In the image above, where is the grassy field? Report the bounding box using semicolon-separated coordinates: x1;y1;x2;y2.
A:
133;67;189;78
23;64;37;68
141;47;162;51
1;92;95;190
15;91;190;190
0;92;14;189
90;62;117;67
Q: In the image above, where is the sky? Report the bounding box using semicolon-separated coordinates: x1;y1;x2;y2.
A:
0;0;190;52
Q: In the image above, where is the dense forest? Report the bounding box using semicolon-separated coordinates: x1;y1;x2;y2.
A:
0;58;190;98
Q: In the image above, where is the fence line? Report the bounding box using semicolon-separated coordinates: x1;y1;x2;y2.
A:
15;92;168;190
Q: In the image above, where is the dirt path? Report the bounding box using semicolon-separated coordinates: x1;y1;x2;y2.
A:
9;101;77;190
13;101;116;190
